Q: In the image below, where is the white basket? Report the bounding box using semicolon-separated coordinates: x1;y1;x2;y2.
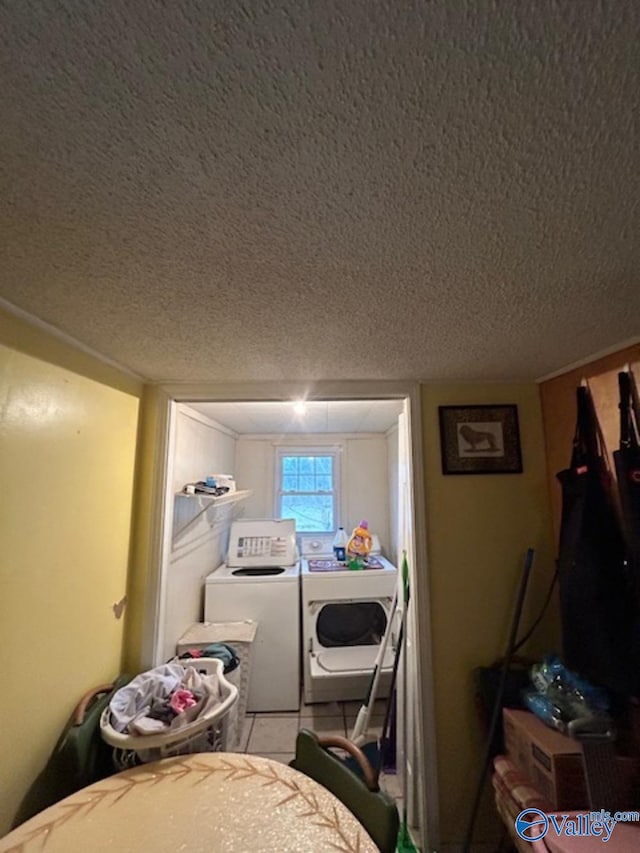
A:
176;621;256;748
100;659;238;769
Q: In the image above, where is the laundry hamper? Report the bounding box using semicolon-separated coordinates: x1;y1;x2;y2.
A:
100;658;238;770
176;620;257;748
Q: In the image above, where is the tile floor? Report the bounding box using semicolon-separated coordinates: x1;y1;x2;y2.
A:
233;697;403;806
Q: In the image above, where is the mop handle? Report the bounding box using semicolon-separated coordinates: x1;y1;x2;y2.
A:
365;586;400;707
351;586;400;743
375;552;411;773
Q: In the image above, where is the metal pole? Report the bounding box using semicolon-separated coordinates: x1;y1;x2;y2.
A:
462;548;535;853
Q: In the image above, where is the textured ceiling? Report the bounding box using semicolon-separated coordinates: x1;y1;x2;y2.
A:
188;399;403;434
1;1;638;383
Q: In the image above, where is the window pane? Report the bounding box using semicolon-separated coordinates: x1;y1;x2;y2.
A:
281;495;334;532
282;475;298;492
299;475;315;492
315;456;332;474
298;456;314;474
282;457;298;474
316;475;332;491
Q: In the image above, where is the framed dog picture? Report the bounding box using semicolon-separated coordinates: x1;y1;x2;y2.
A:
438;404;523;475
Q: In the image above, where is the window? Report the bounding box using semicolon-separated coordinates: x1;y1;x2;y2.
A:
275;447;340;533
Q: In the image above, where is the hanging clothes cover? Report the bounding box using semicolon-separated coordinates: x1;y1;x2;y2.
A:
613;370;640;572
556;384;638;697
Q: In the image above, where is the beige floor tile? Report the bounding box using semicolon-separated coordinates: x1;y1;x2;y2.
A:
299;714;346;738
342;699;388;715
300;699;344;717
237;714;254;752
252;709;299;718
299;707;345;729
247;716;300;754
380;772;402;800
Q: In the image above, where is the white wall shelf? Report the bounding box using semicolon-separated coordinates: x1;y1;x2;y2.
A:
172;489;253;541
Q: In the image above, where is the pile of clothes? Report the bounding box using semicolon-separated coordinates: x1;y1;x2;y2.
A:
176;643;239;673
108;663;222;736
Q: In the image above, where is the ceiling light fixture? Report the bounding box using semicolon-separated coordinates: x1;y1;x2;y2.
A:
293;400;307;415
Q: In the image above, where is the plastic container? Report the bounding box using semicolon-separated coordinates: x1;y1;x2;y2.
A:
347;520;373;559
333;527;348;562
100;658;238;769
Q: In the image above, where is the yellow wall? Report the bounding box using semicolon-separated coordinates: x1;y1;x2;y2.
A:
421;383;558;844
121;384;167;673
0;312;141;834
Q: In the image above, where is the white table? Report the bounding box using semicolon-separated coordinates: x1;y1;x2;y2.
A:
1;752;378;852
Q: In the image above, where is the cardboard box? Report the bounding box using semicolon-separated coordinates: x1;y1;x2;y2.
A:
503;709;588;810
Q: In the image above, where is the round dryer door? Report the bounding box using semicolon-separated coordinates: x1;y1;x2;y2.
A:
316;601;387;647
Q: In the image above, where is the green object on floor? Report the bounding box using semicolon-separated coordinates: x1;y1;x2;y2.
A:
396;822;419;852
12;674;132;829
290;728;399;853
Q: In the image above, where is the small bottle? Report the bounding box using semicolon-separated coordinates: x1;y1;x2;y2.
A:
333;526;348;562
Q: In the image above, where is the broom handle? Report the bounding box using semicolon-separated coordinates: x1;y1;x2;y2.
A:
401;552;411;843
376;618;404;775
351;587;400;743
377;553;410;774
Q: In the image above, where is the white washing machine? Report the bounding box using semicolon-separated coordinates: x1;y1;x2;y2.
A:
204;518;300;713
300;534;397;704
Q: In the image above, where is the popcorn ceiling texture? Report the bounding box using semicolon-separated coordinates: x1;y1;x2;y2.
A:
1;0;638;382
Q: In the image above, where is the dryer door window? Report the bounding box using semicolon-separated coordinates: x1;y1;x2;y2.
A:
316;601;387;647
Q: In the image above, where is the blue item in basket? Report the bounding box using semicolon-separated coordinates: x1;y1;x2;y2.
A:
179;643;240;674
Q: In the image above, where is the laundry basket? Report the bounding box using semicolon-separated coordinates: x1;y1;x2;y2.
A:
176;620;257;748
100;658;238;770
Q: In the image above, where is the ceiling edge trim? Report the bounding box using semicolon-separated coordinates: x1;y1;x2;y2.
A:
238;432;393;441
535;337;640;384
157;379;418;402
0;296;145;383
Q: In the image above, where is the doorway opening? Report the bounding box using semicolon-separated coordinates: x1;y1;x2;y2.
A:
142;381;438;851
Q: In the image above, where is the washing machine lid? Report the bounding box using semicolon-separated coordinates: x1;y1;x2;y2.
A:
227;518;297;568
311;646;395;676
206;561;300;582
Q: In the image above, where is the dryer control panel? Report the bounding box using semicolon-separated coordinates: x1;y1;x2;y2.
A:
299;534;334;558
300;532;382;558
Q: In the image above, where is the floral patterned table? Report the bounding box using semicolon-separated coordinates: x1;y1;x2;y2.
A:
1;753;378;853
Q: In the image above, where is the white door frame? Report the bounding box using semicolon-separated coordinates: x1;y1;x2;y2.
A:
141;379;439;851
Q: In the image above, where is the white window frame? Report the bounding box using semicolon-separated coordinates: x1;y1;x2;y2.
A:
274;445;341;534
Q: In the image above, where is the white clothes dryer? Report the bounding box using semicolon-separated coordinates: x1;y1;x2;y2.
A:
204;518;300;713
300;534;397;704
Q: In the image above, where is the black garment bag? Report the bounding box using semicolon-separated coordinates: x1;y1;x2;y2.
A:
614;370;640;571
556;385;638;696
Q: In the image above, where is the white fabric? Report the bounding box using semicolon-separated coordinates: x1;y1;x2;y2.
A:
109;663;222;735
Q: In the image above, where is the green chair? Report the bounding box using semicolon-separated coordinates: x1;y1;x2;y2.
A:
12;675;131;828
289;728;399;853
